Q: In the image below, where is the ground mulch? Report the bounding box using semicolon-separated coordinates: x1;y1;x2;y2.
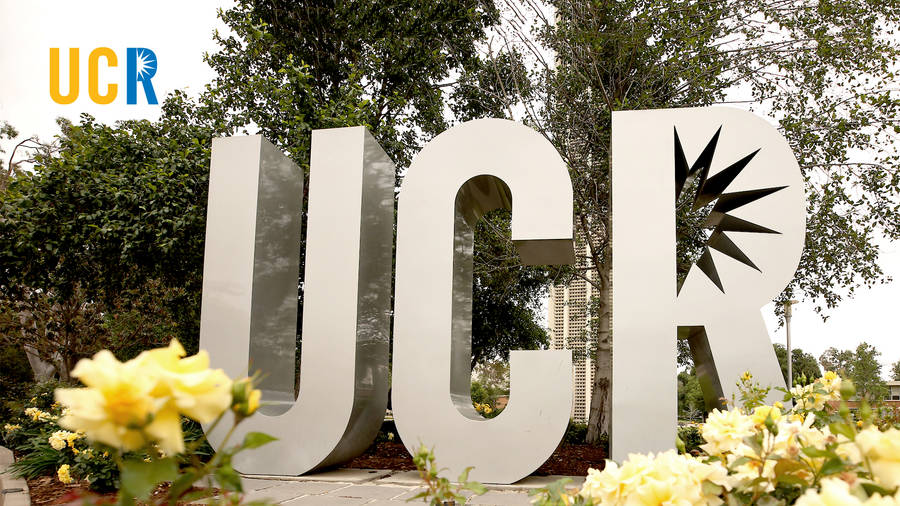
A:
345;441;607;476
27;475;93;505
27;477;216;505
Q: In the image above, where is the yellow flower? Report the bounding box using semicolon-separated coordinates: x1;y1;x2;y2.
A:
24;407;53;422
751;405;783;427
136;340;232;424
700;409;755;456
855;427;900;490
231;377;262;418
791;477;898;506
57;464;73;484
48;431;69;450
3;423;20;432
55;340;232;455
578;451;729;505
55;350;163;452
65;432;83;446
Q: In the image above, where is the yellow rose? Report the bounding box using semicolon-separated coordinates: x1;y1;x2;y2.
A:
56;349;187;454
856;427;900;490
135;340;232;424
57;464;74;484
701;409;756;456
48;432;67;451
55;350;161;451
231;376;262;418
751;405;783;427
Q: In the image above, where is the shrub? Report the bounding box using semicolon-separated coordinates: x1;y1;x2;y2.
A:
531;371;900;505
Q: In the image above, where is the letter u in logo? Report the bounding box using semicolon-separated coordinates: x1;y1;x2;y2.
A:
49;48;79;104
199;130;396;474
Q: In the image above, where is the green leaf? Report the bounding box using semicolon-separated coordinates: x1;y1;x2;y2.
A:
701;479;724;496
465;481;487;495
860;482;895;497
819;457;845;476
729;456;751;468
829;422;855;440
801;446;831;459
242;432;278;450
119;457;178;501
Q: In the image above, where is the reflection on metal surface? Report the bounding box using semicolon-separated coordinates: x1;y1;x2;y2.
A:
199;129;395;475
611;108;805;461
392;118;575;484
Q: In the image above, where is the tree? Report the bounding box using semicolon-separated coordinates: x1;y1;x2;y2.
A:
818;342;887;401
773;344;822;386
819;347;856;376
203;0;554;365
849;342;887;401
485;0;900;442
677;370;705;422
0;1;549;375
891;360;900;381
0;103;216;355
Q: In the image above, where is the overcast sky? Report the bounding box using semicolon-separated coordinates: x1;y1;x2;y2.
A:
1;0;897;377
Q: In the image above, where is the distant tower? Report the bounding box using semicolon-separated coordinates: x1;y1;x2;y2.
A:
547;238;596;423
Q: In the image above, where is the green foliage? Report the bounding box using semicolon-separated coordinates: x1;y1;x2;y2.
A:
4;391;118;491
733;372;772;411
410;445;487;505
773;344;823;386
0;104;217;359
818;342;887;401
819;347;855;376
530;477;590;506
497;0;900;441
892;361;900;382
677;425;704;455
678;370;706;422
563;421;588;445
0;344;32;420
849;343;888;401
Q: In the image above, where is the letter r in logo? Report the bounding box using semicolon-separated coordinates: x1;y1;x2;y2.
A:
126;47;158;105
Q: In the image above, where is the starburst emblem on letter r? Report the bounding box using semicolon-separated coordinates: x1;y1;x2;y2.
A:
674;126;787;293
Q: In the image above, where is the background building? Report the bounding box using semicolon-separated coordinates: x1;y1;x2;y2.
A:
548;239;596;423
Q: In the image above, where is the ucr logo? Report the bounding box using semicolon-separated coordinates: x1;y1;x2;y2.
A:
49;48;158;105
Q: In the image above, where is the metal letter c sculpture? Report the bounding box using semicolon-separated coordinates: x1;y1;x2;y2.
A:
392;119;575;484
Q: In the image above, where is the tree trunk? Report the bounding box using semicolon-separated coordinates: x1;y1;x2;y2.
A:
586;283;611;444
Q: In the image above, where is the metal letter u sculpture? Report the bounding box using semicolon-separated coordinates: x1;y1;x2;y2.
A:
199;129;396;475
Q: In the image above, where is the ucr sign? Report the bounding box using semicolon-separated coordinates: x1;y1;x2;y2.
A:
199;108;805;483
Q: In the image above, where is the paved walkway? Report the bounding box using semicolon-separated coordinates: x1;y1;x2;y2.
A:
1;443;583;506
0;446;30;506
233;469;585;505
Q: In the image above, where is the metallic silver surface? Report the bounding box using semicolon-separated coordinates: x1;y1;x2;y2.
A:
199;129;395;475
392;119;575;484
611;108;805;461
